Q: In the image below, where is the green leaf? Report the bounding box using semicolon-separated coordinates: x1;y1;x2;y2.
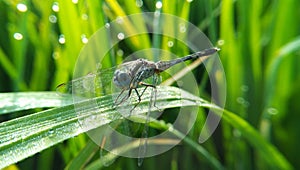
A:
0;92;72;114
0;86;292;169
0;86;201;168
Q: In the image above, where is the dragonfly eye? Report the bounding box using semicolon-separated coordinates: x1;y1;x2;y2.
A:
113;70;131;89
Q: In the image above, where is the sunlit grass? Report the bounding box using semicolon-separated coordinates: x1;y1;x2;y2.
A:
0;0;299;169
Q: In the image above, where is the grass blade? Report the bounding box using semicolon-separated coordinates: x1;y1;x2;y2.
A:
0;86;292;169
0;92;72;114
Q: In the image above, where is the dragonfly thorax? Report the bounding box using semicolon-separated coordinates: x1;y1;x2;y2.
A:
113;58;157;90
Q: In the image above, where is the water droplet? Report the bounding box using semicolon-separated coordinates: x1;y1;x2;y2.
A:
49;15;57;23
105;23;110;28
267;107;278;115
136;0;143;7
48;129;54;134
236;97;249;107
52;51;60;59
179;23;186;33
167;41;174;47
233;129;241;137
81;34;88;44
236;97;244;104
58;34;66;44
116;16;124;24
72;0;78;4
52;2;59;12
117;49;124;56
187;0;193;2
82;14;88;20
14;33;23;40
241;85;249;92
217;39;225;46
243;101;250;107
155;1;162;9
117;32;125;40
17;3;27;12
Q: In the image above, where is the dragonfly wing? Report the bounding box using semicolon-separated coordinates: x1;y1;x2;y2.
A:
137;74;160;166
56;66;117;98
99;118;133;166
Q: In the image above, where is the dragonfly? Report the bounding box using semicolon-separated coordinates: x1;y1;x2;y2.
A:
56;47;220;165
57;47;220;108
112;47;220;109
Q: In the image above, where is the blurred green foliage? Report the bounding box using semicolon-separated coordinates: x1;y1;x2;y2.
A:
0;0;299;169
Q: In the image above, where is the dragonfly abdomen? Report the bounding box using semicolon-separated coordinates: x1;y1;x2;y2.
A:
155;47;219;72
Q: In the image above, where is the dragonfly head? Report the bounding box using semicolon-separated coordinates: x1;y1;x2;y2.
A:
113;69;131;90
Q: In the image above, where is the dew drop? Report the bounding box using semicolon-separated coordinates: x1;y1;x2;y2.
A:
105;23;110;28
217;39;225;46
136;0;143;7
241;85;249;92
267;107;278;115
49;15;57;23
52;2;59;12
236;97;249;107
179;23;186;33
117;49;124;56
243;101;250;107
116;16;124;24
81;34;88;44
186;0;193;2
233;129;241;137
48;129;54;134
155;1;162;9
167;41;174;47
236;97;244;104
58;34;66;44
117;32;125;40
14;33;23;40
52;51;60;59
82;14;88;20
17;3;27;12
72;0;78;4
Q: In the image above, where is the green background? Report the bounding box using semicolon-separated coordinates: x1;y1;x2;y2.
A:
0;0;299;169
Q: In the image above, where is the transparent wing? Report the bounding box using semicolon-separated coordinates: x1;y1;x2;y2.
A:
56;60;145;97
56;66;118;98
138;74;161;166
99;119;129;167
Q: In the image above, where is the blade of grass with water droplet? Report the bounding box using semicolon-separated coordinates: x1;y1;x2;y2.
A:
0;86;292;169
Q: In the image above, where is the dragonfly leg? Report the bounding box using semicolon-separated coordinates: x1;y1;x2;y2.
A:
113;89;125;106
152;86;160;111
139;82;155;95
153;88;162;112
139;82;161;112
114;88;132;106
131;88;145;112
